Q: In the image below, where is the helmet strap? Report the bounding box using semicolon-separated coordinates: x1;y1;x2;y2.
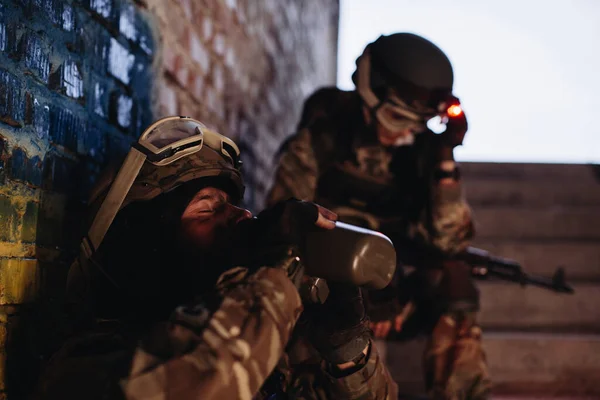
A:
356;51;383;131
85;147;147;257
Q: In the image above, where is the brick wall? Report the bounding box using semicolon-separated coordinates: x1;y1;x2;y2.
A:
0;0;338;397
144;0;339;210
0;0;155;397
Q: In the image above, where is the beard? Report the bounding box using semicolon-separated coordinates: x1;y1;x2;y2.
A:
175;217;252;296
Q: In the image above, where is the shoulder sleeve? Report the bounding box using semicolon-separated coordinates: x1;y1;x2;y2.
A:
121;267;302;400
267;87;351;206
297;86;345;130
411;134;475;254
266;127;319;205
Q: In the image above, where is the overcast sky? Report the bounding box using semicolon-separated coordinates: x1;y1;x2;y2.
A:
337;0;599;164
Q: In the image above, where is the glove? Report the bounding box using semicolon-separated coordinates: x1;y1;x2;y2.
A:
434;109;467;171
303;282;371;365
440;107;468;149
228;199;324;286
251;198;320;250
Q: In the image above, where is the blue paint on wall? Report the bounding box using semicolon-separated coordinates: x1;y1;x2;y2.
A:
0;0;156;195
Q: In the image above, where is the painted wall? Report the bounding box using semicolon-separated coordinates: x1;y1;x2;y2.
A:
0;0;339;397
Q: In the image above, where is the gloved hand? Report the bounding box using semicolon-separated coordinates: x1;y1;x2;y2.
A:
367;299;406;339
303;282;371;365
229;199;337;284
440;107;468;149
254;198;336;247
433;108;467;178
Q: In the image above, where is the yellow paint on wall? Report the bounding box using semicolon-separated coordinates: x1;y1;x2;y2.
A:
0;242;36;258
0;259;40;305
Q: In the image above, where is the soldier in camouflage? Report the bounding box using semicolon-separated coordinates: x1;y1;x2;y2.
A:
33;116;398;400
267;33;491;399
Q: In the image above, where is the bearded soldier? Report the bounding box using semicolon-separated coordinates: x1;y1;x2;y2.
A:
33;116;397;400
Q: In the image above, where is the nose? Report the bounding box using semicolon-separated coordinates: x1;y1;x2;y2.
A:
394;128;415;137
227;204;253;224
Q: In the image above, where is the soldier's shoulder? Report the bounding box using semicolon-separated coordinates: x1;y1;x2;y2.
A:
304;86;355;107
299;87;358;128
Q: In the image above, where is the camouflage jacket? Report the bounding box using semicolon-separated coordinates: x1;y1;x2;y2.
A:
34;265;398;400
121;266;302;400
267;87;474;256
124;265;398;400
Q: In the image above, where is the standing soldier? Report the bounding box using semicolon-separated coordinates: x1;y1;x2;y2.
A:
268;33;490;400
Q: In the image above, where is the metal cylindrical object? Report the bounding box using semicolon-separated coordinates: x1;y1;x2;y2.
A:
304;221;396;289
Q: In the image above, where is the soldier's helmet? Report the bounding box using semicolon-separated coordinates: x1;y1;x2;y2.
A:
83;116;244;258
352;33;460;133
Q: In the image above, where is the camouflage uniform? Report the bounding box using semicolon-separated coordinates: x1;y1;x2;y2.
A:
124;265;398;400
33;116;398;400
123;266;302;400
267;87;490;399
34;264;397;400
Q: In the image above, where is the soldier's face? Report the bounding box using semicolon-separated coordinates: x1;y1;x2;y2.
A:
180;187;252;250
375;122;416;146
362;105;419;146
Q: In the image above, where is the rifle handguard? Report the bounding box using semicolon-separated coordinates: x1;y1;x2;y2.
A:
304;221;396;290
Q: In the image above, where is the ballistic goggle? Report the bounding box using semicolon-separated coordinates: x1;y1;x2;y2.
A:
82;116;241;258
356;50;464;134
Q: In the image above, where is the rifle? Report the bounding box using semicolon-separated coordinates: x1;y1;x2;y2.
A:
390;237;575;294
457;247;574;294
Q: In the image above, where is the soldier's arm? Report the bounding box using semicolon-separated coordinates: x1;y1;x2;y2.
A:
412;136;475;255
324;340;399;399
430;145;475;254
121;267;303;400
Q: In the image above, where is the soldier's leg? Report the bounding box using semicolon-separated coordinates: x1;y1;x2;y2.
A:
424;311;490;400
422;261;491;400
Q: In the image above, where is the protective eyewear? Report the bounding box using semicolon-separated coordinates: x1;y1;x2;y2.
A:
357;50;463;134
83;116;241;257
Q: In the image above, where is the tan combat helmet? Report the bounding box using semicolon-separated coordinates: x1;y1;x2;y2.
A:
81;116;244;260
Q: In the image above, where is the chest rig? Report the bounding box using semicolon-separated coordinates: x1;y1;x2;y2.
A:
313;115;432;238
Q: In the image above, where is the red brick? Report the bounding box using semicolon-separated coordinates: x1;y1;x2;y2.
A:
213;33;226;56
191;74;205;102
174;56;190;88
179;97;201;121
204;85;221;115
161;39;180;77
225;46;236;69
213;1;234;31
212;63;225;93
202;17;213;41
156;81;178;117
188;30;210;73
224;0;237;10
175;0;193;18
147;0;339;210
155;3;187;43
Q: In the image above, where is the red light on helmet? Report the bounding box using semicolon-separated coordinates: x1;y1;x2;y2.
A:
447;104;463;118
